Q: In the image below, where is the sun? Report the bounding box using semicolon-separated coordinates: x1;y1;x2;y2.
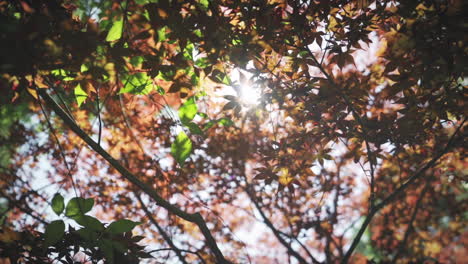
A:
239;82;261;106
232;68;262;106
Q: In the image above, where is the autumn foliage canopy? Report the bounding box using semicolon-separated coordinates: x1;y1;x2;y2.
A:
0;0;466;263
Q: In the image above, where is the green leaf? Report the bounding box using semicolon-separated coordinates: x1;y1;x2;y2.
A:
193;29;202;38
106;19;123;42
171;132;193;166
73;215;104;231
65;197;94;217
80;63;90;72
51;193;64;216
203;120;215;130
157;26;167;42
178;97;197;124
111;240;128;253
120;73;153;95
185;122;203;135
76;228;98;241
130;56;145;67
106;219;141;234
99;239;115;264
74;84;87;107
198;0;209;10
217;117;234;126
43;220;65;248
51;69;74;81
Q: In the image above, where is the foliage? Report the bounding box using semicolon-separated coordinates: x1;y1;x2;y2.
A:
0;0;466;263
0;195;146;263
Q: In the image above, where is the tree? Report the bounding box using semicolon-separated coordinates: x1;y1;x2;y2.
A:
0;0;466;263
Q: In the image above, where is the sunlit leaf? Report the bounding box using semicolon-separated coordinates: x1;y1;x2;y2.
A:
178;97;197;124
74;84;87;107
198;0;209;10
120;73;153;95
185;122;203;135
65;197;94;217
106;19;123;42
217;117;234;126
157;26;167;42
278;167;293;186
171;131;192;166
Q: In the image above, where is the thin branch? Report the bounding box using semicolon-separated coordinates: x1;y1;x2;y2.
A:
50;84;75;123
34;85;80;198
341;119;465;263
0;190;48;225
148;248;207;264
135;193;188;264
245;186;310;264
37;89;231;264
96;83;102;145
301;42;376;205
392;182;430;263
278;230;320;264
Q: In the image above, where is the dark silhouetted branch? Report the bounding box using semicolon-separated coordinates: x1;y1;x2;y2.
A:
341;118;465;263
38;89;231;264
136;193;188;264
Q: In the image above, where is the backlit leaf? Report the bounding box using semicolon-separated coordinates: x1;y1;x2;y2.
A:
171;131;192;166
65;197;94;217
178;97;197;124
120;73;153;95
51;193;64;216
106;219;141;234
74;84;87;107
106;19;123;42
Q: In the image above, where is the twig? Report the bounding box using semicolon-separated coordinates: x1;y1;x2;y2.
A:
0;190;48;225
34;85;80;198
135;193;189;264
245;186;310;264
96;83;102;145
300;41;376;206
341;118;465;263
147;248;207;264
38;89;231;264
278;230;320;264
392;182;430;262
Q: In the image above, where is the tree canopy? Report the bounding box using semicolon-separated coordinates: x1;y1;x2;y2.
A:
0;0;466;263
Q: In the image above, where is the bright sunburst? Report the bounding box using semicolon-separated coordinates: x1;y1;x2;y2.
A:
232;68;262;106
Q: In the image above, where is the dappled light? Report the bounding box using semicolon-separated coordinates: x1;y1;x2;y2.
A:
0;0;466;263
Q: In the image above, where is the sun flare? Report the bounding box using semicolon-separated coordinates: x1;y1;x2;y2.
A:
239;83;262;106
232;68;262;106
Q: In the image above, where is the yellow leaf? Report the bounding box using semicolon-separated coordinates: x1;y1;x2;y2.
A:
424;241;441;256
27;88;38;99
328;16;338;32
278;167;293;185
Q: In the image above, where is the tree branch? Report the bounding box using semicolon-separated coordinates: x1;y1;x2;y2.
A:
245;186;310;264
392;182;430;262
278;230;320;264
341;118;465;263
135;193;188;264
147;248;207;264
301;43;376;205
37;89;231;264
